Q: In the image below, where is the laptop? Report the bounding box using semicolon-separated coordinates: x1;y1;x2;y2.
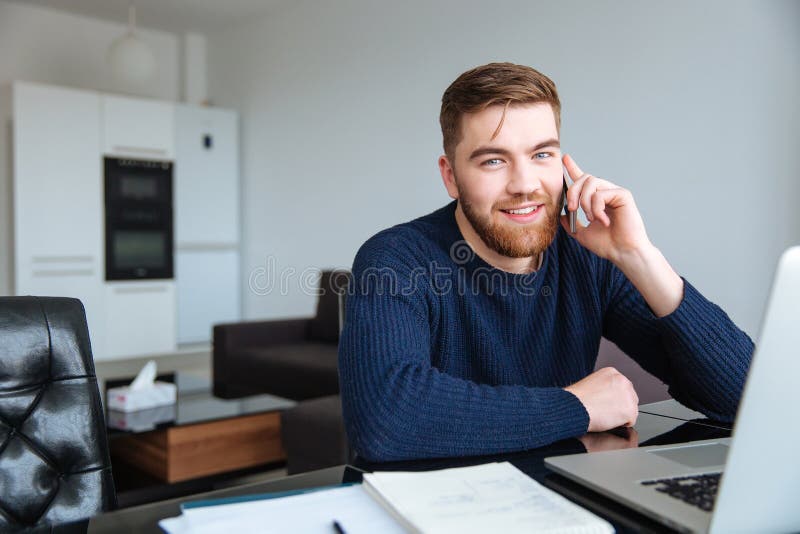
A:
545;246;800;533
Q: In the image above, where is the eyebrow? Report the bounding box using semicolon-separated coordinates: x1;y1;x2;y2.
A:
468;138;561;160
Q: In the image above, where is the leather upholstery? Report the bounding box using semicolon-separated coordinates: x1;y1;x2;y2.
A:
308;270;351;342
0;297;115;530
213;270;350;401
236;343;340;400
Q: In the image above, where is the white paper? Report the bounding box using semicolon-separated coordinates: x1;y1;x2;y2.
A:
179;485;405;534
159;515;190;534
363;462;614;534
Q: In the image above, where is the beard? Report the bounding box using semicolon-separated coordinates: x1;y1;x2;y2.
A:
458;185;559;259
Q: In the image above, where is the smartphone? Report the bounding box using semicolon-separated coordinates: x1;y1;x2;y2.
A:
562;172;577;234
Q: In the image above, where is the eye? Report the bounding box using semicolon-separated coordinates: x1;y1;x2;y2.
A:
481;158;503;167
533;152;553;160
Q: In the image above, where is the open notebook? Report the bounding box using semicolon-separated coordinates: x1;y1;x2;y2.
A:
359;462;612;534
160;462;612;533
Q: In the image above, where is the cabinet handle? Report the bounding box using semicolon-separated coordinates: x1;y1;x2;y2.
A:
32;255;93;264
31;255;95;277
32;269;94;277
112;146;168;157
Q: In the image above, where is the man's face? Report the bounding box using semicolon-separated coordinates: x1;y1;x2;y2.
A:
440;103;563;259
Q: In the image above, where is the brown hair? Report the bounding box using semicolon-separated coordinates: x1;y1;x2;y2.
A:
439;62;561;161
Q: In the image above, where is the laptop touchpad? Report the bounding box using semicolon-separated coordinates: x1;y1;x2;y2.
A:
649;443;729;468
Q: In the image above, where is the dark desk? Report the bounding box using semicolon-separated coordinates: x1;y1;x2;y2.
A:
82;401;730;533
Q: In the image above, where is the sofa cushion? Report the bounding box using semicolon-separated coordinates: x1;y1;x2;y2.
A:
234;343;340;401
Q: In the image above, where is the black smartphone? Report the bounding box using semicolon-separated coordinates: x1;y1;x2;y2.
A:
562;172;577;234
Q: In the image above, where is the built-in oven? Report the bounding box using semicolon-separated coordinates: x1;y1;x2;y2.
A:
104;157;173;281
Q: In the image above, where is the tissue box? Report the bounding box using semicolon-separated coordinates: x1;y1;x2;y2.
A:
107;403;177;432
107;381;177;412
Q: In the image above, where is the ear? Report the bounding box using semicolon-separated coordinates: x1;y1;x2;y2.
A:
439;155;459;200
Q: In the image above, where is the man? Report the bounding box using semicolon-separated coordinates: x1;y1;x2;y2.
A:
338;63;753;462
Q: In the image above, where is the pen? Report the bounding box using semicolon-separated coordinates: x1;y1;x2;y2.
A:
332;519;347;534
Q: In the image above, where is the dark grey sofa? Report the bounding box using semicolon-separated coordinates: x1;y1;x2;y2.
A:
213;270;348;401
212;270;352;474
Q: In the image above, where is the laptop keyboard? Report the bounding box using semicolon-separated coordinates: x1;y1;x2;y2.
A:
640;472;721;512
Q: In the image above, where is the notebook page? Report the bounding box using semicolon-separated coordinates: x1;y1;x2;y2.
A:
178;485;405;534
363;461;614;534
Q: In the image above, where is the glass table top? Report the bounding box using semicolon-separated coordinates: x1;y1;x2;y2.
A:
105;372;295;434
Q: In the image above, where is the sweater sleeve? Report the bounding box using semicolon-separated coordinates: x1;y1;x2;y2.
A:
601;265;754;422
338;239;589;462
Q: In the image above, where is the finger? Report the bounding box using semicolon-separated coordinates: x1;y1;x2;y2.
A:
627;397;640;427
590;189;611;226
567;172;592;212
579;176;599;221
595;188;632;224
570;175;617;213
562;153;584;182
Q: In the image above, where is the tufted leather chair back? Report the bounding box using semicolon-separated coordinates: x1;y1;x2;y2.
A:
0;296;116;529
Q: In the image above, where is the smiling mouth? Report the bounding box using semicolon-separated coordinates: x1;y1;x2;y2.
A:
500;205;541;215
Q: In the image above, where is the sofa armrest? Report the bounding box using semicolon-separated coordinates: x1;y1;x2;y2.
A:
214;318;311;350
213;318;311;398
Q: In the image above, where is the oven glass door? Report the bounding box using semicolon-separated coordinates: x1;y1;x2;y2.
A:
105;157;173;281
113;230;167;271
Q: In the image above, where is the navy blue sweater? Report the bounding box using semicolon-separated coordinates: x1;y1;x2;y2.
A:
338;202;753;462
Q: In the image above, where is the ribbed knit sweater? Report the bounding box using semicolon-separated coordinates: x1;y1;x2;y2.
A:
338;201;754;462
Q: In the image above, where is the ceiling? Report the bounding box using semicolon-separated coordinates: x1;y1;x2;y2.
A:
12;0;292;34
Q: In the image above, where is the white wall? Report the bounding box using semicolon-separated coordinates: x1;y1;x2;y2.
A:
0;0;180;296
0;2;179;98
208;0;799;336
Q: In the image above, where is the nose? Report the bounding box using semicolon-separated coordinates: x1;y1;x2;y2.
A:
506;161;544;197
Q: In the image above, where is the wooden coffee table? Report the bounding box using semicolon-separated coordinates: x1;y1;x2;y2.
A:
106;373;292;484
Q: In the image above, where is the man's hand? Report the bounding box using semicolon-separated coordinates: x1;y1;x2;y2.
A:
565;367;639;432
561;154;650;264
560;154;684;318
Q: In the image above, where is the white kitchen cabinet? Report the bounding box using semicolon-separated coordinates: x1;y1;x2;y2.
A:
174;104;241;344
102;95;175;159
12;81;105;355
174;104;238;245
103;281;176;359
11;81;239;357
176;249;240;344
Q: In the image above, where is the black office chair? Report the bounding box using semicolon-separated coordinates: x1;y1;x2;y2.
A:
0;296;116;530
